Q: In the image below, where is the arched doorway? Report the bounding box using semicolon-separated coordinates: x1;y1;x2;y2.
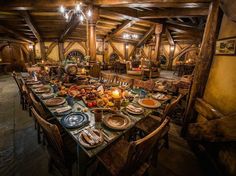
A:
109;52;119;64
65;50;85;64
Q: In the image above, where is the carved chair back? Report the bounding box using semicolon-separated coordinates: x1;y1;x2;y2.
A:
89;63;101;78
133;79;155;92
162;94;183;120
100;72;116;83
124;118;170;174
31;107;65;161
115;75;133;88
29;92;48;119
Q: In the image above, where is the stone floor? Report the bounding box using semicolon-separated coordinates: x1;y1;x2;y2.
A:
0;74;206;176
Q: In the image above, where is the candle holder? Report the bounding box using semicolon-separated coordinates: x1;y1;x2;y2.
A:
113;97;121;110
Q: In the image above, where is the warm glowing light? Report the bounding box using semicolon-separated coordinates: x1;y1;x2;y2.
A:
87;9;92;17
79;15;84;21
112;89;120;99
65;13;69;20
75;4;81;12
59;5;65;13
29;44;33;50
125;45;129;49
81;68;86;74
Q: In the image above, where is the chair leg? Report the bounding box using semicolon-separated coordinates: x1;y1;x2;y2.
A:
29;106;32;117
37;124;41;144
164;133;169;149
48;157;53;172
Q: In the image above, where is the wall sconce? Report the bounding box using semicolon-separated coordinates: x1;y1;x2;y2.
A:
29;44;33;50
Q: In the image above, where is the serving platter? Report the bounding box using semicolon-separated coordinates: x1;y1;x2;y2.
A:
78;128;104;149
45;97;65;106
61;112;89;129
138;98;161;108
34;87;51;94
103;114;131;130
26;80;41;85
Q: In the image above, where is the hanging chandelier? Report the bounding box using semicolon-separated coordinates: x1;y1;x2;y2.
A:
59;2;92;22
123;33;139;40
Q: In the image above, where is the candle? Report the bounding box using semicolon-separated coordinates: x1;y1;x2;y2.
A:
112;89;120;99
81;68;86;74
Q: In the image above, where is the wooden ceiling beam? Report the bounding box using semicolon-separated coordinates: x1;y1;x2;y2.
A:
136;24;155;47
0;37;29;44
59;15;80;42
165;28;175;46
0;0;77;10
19;11;41;41
100;9;155;25
167;23;203;34
104;7;208;20
95;1;210;8
0;24;33;43
105;19;136;41
166;20;202;29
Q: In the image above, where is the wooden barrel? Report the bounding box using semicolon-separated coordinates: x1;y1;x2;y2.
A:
65;64;78;76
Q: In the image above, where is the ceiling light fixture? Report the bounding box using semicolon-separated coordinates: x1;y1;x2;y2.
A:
59;2;92;23
123;33;139;40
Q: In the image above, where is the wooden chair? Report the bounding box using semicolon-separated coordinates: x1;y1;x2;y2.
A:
100;72;116;83
115;75;133;88
133;79;155;92
97;118;170;176
136;94;183;135
31;107;77;176
29;92;53;143
89;63;101;78
12;73;27;110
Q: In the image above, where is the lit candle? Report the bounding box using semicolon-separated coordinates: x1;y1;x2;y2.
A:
81;68;86;74
112;89;120;99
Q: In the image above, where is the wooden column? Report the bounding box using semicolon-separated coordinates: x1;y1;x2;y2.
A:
184;0;222;123
88;6;99;62
104;41;109;63
39;41;46;60
32;44;36;64
58;42;64;61
124;43;129;60
152;23;163;61
167;45;175;70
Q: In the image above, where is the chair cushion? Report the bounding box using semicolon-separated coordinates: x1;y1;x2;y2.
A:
97;139;130;175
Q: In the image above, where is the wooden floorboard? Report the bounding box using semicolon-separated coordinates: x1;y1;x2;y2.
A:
0;74;205;176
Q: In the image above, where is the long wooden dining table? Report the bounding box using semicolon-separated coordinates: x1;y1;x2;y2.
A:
23;74;170;176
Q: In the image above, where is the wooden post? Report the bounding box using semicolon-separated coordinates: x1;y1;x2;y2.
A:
167;45;175;70
88;6;99;62
32;44;36;64
152;23;163;61
184;0;222;124
58;42;64;61
39;41;46;60
104;41;109;63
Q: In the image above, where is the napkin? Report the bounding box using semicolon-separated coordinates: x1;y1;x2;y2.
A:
153;93;165;99
81;129;101;145
55;106;72;114
127;104;143;113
